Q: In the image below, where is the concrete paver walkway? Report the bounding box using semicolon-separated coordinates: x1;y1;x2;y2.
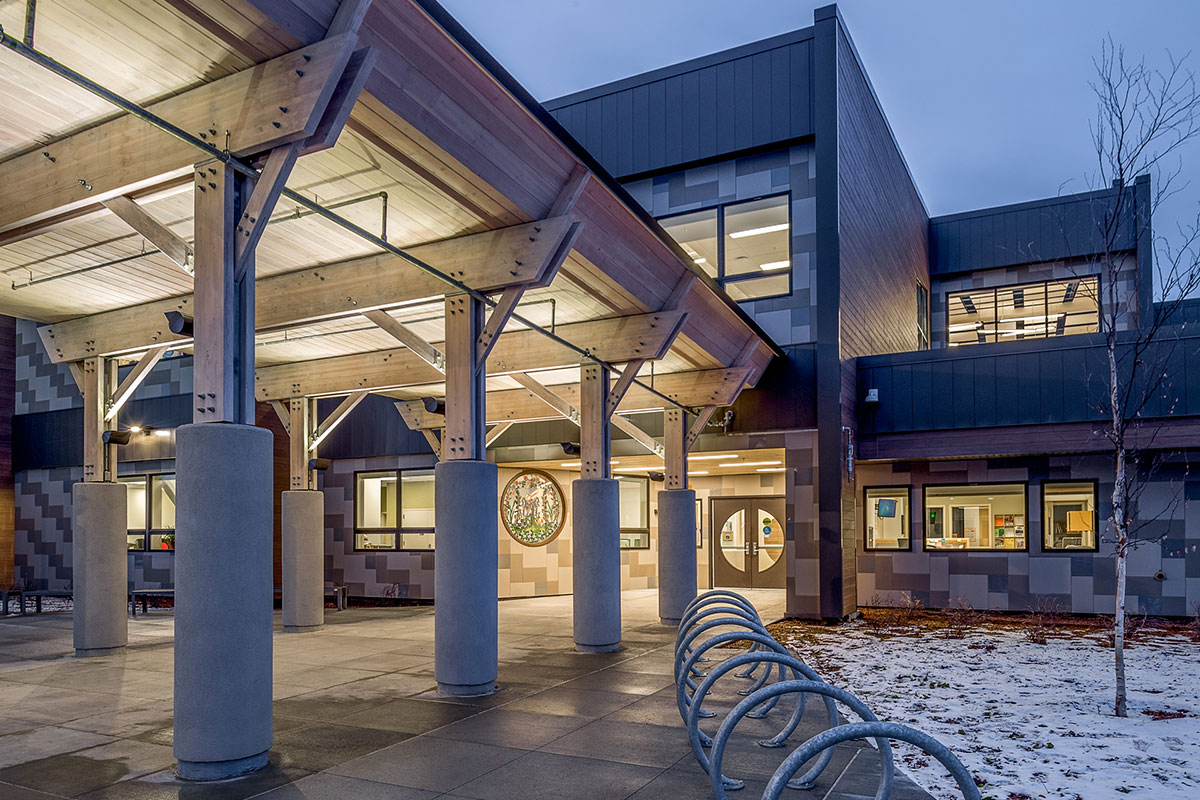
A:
0;590;932;799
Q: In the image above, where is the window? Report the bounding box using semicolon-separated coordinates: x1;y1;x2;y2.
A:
917;282;930;349
660;194;791;302
121;474;176;551
946;276;1100;347
354;469;435;551
1043;481;1098;551
923;483;1027;551
618;475;650;549
864;487;910;550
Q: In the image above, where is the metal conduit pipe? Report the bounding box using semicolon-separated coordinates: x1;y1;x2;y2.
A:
0;30;692;413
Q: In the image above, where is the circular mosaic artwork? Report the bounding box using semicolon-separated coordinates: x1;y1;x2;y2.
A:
501;469;566;546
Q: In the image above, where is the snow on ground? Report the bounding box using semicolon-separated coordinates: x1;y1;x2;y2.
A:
774;619;1200;800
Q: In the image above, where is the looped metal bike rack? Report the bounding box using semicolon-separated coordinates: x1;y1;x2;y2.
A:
672;590;978;800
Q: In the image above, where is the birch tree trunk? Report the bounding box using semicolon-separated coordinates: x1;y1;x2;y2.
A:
1109;341;1128;718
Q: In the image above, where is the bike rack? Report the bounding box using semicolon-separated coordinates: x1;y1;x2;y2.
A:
671;590;980;800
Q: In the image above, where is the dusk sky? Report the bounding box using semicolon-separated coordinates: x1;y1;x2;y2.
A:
441;0;1200;246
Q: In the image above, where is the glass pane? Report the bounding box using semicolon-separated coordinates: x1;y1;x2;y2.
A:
947;288;996;346
865;488;908;550
397;532;435;551
126;534;144;551
718;508;746;570
1048;276;1100;337
724;196;789;277
400;470;435;530
724;272;790;301
757;508;783;570
355;532;396;550
119;477;146;531
618;476;648;531
1043;482;1097;550
149;532;174;551
356;471;397;529
660;209;718;278
150;475;176;530
619;531;650;549
996;281;1048;341
924;484;1026;550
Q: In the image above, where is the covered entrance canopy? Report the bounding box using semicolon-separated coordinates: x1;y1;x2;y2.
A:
0;0;777;780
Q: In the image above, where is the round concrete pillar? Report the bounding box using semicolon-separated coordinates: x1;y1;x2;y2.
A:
173;423;273;781
72;481;129;657
657;489;697;625
434;459;498;696
572;478;621;652
282;490;324;633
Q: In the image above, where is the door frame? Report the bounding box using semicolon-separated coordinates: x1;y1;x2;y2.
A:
709;494;786;589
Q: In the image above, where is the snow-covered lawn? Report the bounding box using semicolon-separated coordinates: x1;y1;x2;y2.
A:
772;617;1200;800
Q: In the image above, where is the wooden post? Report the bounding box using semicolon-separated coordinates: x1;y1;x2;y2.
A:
664;408;688;490
443;293;485;461
81;357;104;482
192;160;254;425
579;363;611;479
288;398;312;490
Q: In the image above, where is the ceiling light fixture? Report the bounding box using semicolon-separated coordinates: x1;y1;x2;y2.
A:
757;467;786;473
759;259;790;271
688;454;729;461
718;460;782;468
729;222;789;239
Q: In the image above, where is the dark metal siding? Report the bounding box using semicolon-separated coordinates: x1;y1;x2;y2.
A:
857;332;1200;435
929;186;1139;275
545;34;814;179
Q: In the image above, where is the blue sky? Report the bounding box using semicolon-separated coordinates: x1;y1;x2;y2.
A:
440;0;1200;240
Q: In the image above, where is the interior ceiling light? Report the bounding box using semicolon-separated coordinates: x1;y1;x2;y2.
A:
691;470;709;475
718;460;782;468
729;222;789;239
560;462;581;468
688;454;729;461
759;260;790;271
694;257;707;264
757;467;786;473
948;322;981;332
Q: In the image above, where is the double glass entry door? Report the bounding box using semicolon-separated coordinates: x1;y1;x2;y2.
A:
711;497;786;589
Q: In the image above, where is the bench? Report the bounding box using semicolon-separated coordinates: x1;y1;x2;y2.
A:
21;590;73;614
130;589;174;617
273;585;349;611
1;589;23;616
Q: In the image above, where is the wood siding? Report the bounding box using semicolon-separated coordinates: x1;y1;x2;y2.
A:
0;317;12;588
834;28;930;360
546;32;814;179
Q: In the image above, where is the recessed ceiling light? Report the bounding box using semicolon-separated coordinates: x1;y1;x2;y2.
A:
691;471;709;475
688;454;728;461
694;257;707;264
759;260;790;271
560;462;580;467
729;223;789;239
757;468;786;473
718;460;782;468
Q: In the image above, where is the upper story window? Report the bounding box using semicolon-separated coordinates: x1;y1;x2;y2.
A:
121;474;176;551
355;469;436;551
946;276;1100;347
917;282;930;349
660;194;791;302
618;475;650;550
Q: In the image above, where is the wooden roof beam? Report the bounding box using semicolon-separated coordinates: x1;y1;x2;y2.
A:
0;34;359;238
253;310;685;400
37;216;577;363
394;367;751;429
101;196;194;275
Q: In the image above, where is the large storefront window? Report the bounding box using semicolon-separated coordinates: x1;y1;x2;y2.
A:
864;487;910;550
1043;481;1098;551
355;469;435;551
946;276;1100;346
923;483;1027;551
121;474;176;551
618;475;650;549
660;194;791;302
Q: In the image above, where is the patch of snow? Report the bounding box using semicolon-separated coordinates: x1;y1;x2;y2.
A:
774;623;1200;800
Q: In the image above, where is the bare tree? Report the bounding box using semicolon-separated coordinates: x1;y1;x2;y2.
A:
1086;39;1200;717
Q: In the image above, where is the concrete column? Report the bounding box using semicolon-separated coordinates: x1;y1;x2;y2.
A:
572;478;621;652
174;423;273;780
282;490;324;633
434;459;497;696
657;489;697;625
72;481;128;657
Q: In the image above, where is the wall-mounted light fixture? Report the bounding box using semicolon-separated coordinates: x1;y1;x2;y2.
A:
164;311;193;337
308;458;332;471
560;442;581;456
